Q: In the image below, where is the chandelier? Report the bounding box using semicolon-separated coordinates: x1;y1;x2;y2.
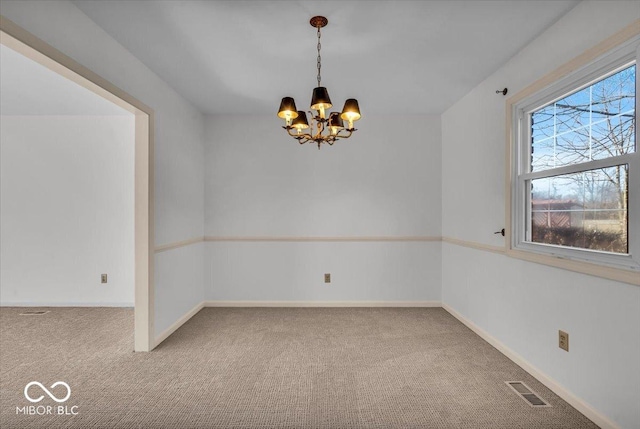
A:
277;16;361;149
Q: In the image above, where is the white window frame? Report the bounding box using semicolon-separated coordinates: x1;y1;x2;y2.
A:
508;35;640;281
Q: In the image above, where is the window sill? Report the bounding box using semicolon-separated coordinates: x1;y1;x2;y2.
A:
506;247;640;286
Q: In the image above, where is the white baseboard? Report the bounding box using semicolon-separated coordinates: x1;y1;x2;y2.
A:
204;300;441;307
442;304;619;429
0;302;134;308
154;301;204;347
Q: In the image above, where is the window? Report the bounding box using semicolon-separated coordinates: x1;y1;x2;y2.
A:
510;37;640;273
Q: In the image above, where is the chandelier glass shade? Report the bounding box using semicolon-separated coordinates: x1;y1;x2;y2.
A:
278;16;361;149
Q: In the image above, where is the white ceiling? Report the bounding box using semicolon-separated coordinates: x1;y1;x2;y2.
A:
0;44;130;116
73;0;579;116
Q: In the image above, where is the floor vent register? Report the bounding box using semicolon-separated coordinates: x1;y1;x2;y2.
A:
506;381;551;407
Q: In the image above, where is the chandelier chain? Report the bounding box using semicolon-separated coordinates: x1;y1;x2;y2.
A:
316;26;321;87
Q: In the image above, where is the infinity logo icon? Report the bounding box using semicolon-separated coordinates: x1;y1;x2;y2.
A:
24;381;71;403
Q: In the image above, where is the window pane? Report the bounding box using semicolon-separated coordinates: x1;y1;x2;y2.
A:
531;65;635;172
529;165;628;253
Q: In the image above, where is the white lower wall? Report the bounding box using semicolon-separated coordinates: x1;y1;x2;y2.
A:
1;115;134;306
154;242;204;337
206;241;440;303
442;243;640;429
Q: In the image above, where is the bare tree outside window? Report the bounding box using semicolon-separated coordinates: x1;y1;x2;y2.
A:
529;65;635;253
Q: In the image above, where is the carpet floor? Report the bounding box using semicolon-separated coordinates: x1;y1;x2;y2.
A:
0;307;598;429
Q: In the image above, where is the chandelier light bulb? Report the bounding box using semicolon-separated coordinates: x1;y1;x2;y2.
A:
340;99;361;129
291;111;310;131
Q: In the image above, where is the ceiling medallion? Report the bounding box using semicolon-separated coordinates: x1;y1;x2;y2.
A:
277;16;361;149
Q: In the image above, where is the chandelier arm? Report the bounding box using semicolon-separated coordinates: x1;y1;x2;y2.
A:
284;127;298;137
334;129;354;139
284;125;353;143
284;127;313;141
298;133;314;143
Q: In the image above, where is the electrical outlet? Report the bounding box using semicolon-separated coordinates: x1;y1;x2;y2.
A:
559;330;569;352
101;274;108;284
324;273;331;283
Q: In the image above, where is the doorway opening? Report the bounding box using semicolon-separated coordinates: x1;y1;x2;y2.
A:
0;19;154;351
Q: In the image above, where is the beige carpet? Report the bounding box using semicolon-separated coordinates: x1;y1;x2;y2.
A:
0;307;598;429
